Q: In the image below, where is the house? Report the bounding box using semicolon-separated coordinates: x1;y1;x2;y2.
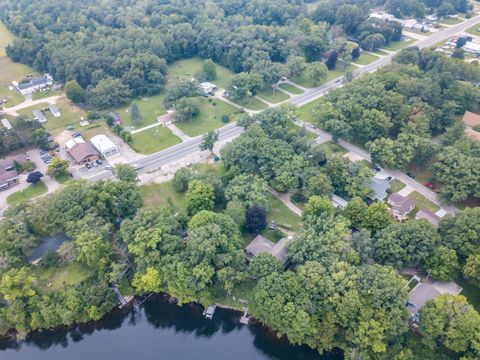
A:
245;234;294;266
200;82;217;96
108;112;122;125
12;74;53;95
66;137;99;164
369;176;390;201
157;110;176;126
1;118;12;130
461;111;480;141
49;104;61;118
332;194;348;208
407;278;462;315
462;41;480;55
33;109;47;123
0;154;29;190
90;134;118;157
415;208;441;228
387;193;416;220
369;12;398;22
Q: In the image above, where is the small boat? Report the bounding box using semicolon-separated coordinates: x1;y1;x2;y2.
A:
203;304;216;320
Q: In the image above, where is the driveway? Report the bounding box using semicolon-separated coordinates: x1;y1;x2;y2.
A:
2;95;64;116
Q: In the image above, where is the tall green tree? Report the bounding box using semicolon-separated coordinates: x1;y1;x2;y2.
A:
185;180;215;215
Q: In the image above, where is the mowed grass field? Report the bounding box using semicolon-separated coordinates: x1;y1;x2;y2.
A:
257;87;290;104
175;97;243;137
382;39;415;51
353;52;379;65
292;63;354;88
278;83;304;94
130;126;181;155
7;182;48;205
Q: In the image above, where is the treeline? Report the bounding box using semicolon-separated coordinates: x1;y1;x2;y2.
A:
0;117;43;156
312;48;480;202
385;0;470;18
1;0;402;108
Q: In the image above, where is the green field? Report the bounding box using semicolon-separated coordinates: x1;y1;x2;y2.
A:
317;141;347;156
297;97;322;123
440;17;464;25
175;97;243;137
466;23;480;36
17;97;87;134
32;89;63;101
279;83;304;94
382;39;415;51
409;191;440;214
266;192;301;233
111;93;166;128
230;96;268;111
130;126;181;155
257;87;290;104
293;63;354;88
140;180;186;210
166;57;234;89
55;173;72;184
373;49;390;56
389;179;406;193
7;181;48;205
353;52;380;65
38;262;93;292
0;85;24;107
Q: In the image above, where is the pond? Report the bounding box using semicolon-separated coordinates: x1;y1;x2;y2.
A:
29;233;69;263
0;294;344;360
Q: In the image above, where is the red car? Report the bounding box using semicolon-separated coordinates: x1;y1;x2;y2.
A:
424;182;433;189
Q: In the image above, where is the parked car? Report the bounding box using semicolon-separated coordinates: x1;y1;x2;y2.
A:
92;161;98;167
85;163;92;169
407;172;416;179
72;132;81;138
373;166;381;172
96;159;103;165
424;181;433;189
385;176;393;181
105;166;113;170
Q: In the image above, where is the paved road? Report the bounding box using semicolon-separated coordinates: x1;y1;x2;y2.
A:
289;15;480;107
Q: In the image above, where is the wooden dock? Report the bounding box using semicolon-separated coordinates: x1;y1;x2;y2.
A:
239;310;250;325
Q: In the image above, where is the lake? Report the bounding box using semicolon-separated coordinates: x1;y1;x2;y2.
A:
0;294;343;360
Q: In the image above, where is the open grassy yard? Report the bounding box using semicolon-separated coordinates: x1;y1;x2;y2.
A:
257;87;290;104
38;262;93;292
382;39;415;51
111;93;166;128
175;97;243;137
266;193;301;233
293;64;353;88
130;126;181;155
32;89;63;101
55;173;72;184
166;57;234;89
317;141;347;156
373;49;390;56
0;85;24;107
440;17;464;25
353;52;379;65
297;97;321;123
7;181;48;205
279;83;304;94
18;97;87;134
139;180;186;211
409;191;440;214
389;179;406;193
230;96;268;111
0;22;14;57
466;23;480;36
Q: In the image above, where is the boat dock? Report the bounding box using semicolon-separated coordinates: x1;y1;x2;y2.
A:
239;310;250;325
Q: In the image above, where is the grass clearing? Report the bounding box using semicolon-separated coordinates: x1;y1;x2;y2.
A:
353;52;379;65
297;97;322;123
382;39;415;51
55;173;72;184
278;83;304;94
317;141;347;156
373;49;390;56
139;180;186;211
456;277;480;311
214;280;256;311
0;85;24;107
389;179;406;193
230;96;268;111
440;17;464;25
130;126;181;155
166;57;234;89
38;262;93;292
293;63;353;88
110;93;166;128
465;23;480;36
32;90;63;101
7;181;48;205
256;87;290;104
175;97;243;137
266;192;301;233
409;191;440;214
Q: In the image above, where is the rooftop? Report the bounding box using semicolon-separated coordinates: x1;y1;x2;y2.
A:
462;111;480;128
245;234;293;265
369;177;390;201
415;208;441;228
388;192;416;215
67;142;99;163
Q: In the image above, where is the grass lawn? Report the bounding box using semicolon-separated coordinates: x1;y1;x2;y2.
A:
278;83;304;94
317;141;347;156
0;85;24;107
373;49;390;56
465;23;480;36
139;180;186;211
166;57;234;89
297;97;322;123
440;17;464;25
32;89;63;101
389;179;406;193
382;39;415;51
230;96;268;111
55;173;72;184
409;191;440;214
0;21;14;57
130;126;181;155
18;97;87;134
7;181;48;205
110;93;166;128
456;277;480;312
214;280;256;311
256;87;290;104
293;63;353;88
175;97;243;137
38;262;93;292
266;192;301;233
353;52;379;65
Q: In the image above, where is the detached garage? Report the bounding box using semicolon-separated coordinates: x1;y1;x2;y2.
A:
90;134;118;157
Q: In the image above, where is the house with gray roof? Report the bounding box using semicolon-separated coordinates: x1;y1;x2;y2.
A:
388;193;416;221
33;109;46;123
13;74;53;95
415;208;441;228
245;234;293;266
49;104;61;118
369;177;390;201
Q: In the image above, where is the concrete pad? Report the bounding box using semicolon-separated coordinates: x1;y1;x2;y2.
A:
398;185;414;197
435;208;448;217
343;151;364;162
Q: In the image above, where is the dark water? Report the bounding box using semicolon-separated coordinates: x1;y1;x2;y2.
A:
29;233;69;262
0;294;343;360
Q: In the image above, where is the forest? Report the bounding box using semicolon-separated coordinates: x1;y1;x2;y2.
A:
0;108;478;359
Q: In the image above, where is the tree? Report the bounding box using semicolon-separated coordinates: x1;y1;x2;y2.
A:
335;4;364;34
249;253;282;279
185;179;215;215
302;170;333;199
351;47;361;60
26;171;43;184
0;267;36;302
225;200;246;228
202;59;217;81
245;205;267;233
75;230;111;268
363;202;392;234
114;164;137;182
132;267;162;294
46;157;69;177
286;56;307;79
130;102;142;123
163;78;201;107
325;51;338;70
86;77;132;108
463;254;480;283
173;168;192;193
351;229;375;264
420;294;480;354
175;97;200;122
225;173;269;209
33;128;50;150
451;48;465;59
344;196;368;229
226;72;251;100
65;80;85;103
306;62;328;85
424;246;459;281
200;130;218;152
361;33;386;52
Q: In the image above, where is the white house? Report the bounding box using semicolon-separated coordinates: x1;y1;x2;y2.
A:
1;118;12;130
200;82;217;96
33;109;46;123
463;41;480;55
12;74;53;95
49;104;61;118
90;134;118;157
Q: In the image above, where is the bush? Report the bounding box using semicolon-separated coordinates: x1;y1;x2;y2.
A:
291;191;305;204
173;168;192;193
21;161;36;173
26;171;43;184
221;115;230;123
